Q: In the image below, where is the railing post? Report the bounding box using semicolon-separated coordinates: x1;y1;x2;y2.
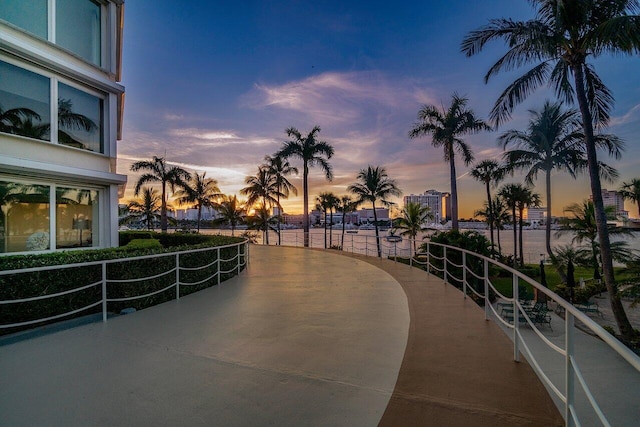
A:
484;259;489;321
217;247;221;286
443;246;447;285
513;272;520;362
566;311;576;426
102;262;107;322
462;252;467;299
176;253;180;300
237;243;241;274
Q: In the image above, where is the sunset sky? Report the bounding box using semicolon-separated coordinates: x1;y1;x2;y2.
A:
117;0;640;218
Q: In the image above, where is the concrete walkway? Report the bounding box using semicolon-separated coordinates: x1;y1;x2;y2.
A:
1;246;561;426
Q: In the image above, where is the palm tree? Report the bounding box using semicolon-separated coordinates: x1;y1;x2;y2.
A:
620;178;640;218
470;159;505;253
246;204;277;242
348;166;402;257
500;101;585;260
0;104;41;134
126;187;162;230
174;172;222;233
394;202;433;254
215;195;246;236
461;0;640;339
498;183;526;266
264;154;298;245
315;192;338;249
277;126;334;247
327;192;340;248
558;200;632;280
516;187;541;266
130;156;191;232
409;93;491;231
240;167;281;245
338;195;359;249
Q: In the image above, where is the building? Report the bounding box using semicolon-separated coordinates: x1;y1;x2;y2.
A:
592;189;628;218
1;1;126;254
525;207;547;222
357;207;389;223
403;189;449;223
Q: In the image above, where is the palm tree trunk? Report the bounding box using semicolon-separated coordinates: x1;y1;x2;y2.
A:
263;196;269;245
323;210;327;249
512;205;517;268
277;193;281;245
545;170;553;259
372;201;381;257
449;154;459;231
518;207;524;267
341;211;346;249
329;210;334;247
573;65;634;339
303;163;309;247
486;181;494;253
496;224;502;254
161;182;167;232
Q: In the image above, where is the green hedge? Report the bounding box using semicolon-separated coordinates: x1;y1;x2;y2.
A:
0;233;245;336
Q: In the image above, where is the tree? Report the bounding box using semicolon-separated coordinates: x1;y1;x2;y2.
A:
264;154;298;245
348;166;401;257
394;202;433;254
246;204;277;243
409;93;491;230
470;159;505;253
516;187;541;266
174;172;222;233
277;126;334;247
620;178;640;218
215;195;246;236
130;156;191;232
558;200;632;280
327;192;340;248
0;105;41;135
498;183;527;266
125;187;162;230
338;195;359;249
315;192;333;249
240;167;281;245
461;0;640;339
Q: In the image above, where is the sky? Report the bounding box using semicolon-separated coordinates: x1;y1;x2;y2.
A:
117;0;640;218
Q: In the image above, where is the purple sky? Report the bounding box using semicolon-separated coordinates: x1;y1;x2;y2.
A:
117;1;640;217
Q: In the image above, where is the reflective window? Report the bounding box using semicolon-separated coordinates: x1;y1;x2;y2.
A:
0;60;51;141
56;0;102;66
56;187;99;248
58;83;103;152
0;0;48;39
0;181;50;253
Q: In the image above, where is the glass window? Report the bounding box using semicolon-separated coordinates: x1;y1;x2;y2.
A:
58;83;103;152
0;180;50;253
0;60;51;141
56;187;99;248
56;0;102;66
0;0;48;39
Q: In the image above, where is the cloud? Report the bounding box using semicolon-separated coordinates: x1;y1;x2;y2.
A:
610;103;640;127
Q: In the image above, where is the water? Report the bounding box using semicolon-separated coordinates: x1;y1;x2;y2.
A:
203;227;640;264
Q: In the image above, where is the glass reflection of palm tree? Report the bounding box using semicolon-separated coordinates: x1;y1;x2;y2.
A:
57;98;98;149
0;105;41;134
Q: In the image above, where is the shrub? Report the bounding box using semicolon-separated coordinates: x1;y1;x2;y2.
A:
125;239;162;249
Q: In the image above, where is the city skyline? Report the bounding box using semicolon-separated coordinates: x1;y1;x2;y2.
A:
118;1;640;218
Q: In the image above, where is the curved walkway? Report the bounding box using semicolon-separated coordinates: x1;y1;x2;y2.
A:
0;246;561;426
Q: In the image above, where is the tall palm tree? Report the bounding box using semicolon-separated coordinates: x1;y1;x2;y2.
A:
326;192;340;248
126;187;162;230
264;154;298;245
620;178;640;218
277;126;334;247
315;192;336;249
348;166;402;257
215;195;246;236
516;187;541;266
394;202;433;254
500;101;585;260
241;167;281;245
246;204;277;243
470;159;505;253
174;172;222;233
409;93;491;231
461;0;640;339
130;156;191;232
338;195;359;249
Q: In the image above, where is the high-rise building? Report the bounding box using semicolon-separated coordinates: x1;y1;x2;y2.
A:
591;189;628;217
403;190;448;223
1;1;126;254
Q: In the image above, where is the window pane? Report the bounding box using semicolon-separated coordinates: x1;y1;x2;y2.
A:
0;0;48;39
56;0;101;66
56;187;99;248
58;83;103;152
0;180;50;253
0;60;51;141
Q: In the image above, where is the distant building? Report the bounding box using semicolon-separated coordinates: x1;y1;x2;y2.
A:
403;190;448;223
591;189;628;218
358;207;389;223
526;207;547;221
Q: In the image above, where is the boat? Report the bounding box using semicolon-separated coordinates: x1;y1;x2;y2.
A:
346;230;358;234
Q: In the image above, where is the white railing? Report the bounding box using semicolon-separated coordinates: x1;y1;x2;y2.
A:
0;240;248;329
255;230;640;426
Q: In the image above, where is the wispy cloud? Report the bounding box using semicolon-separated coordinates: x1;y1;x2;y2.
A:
610;103;640;127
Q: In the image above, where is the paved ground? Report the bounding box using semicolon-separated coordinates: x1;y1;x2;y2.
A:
0;246;562;426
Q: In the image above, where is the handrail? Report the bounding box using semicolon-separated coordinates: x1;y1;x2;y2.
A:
1;239;249;329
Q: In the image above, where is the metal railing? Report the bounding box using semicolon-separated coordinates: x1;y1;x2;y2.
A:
0;240;248;329
254;230;640;426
